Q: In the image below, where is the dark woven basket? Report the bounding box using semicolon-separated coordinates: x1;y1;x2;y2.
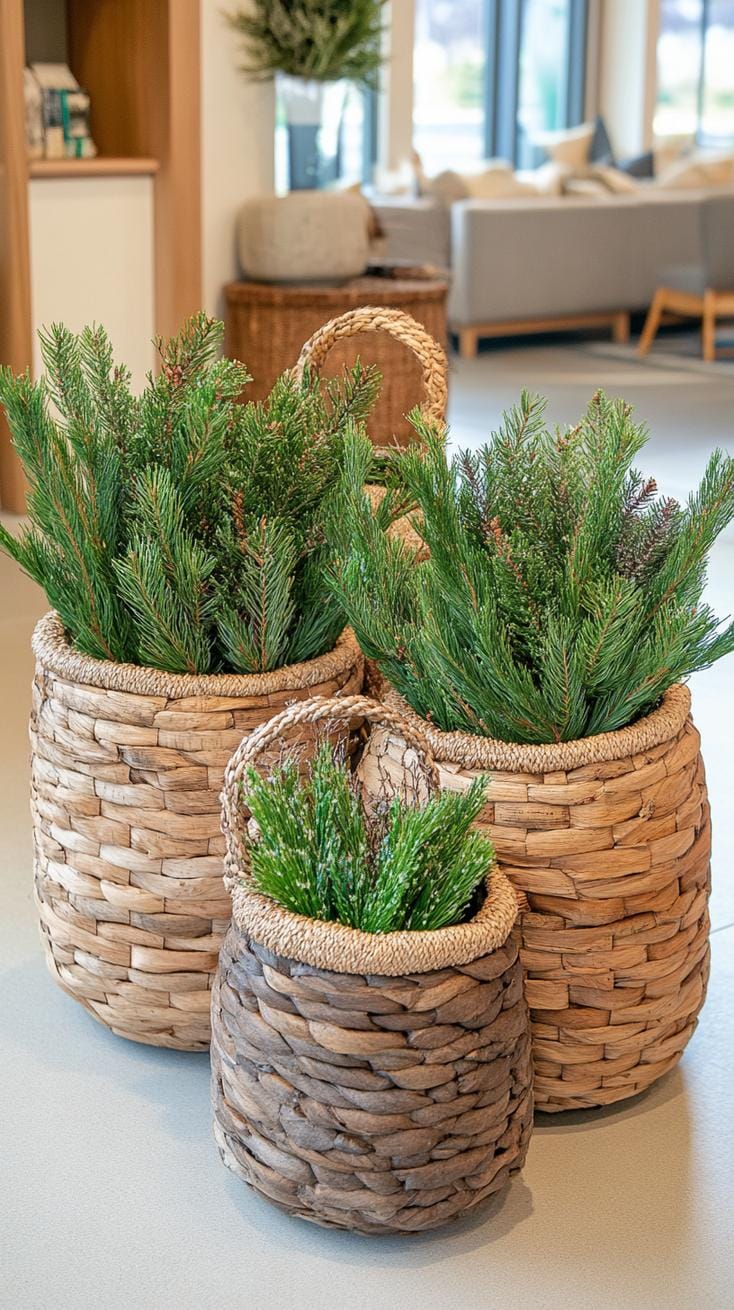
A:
211;695;533;1234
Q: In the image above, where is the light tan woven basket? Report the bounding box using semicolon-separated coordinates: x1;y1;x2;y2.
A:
30;611;363;1050
292;306;449;554
212;694;533;1234
362;677;711;1112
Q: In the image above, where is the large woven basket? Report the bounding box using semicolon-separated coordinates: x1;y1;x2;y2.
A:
292;306;449;555
29;612;363;1050
212;695;533;1234
362;679;711;1112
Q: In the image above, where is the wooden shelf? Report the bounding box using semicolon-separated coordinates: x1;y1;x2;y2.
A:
29;156;160;178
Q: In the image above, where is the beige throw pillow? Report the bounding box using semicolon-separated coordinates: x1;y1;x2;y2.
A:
535;122;595;171
655;152;734;189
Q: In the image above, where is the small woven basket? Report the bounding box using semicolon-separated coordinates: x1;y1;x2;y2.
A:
292;306;449;554
212;695;533;1235
30;611;363;1050
363;677;711;1111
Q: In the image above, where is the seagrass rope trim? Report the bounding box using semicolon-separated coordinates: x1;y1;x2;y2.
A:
291;306;449;429
377;677;692;772
227;872;517;976
221;694;440;889
31;611;362;698
221;692;518;973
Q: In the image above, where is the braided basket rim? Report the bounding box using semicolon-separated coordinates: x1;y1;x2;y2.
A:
378;680;691;773
228;868;519;976
31;611;362;699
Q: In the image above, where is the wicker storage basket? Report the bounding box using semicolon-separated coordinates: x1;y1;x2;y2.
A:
30;612;363;1050
292;306;449;555
225;276;448;450
362;680;711;1112
212;695;533;1234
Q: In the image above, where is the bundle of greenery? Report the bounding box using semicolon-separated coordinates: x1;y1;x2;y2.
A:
0;313;379;675
244;741;494;933
228;0;386;87
329;391;734;744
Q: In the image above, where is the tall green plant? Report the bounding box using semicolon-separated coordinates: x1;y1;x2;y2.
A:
328;392;734;744
244;741;494;932
228;0;386;86
0;313;379;674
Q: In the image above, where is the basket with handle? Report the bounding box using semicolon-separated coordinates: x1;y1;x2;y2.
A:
292;305;449;459
292;308;448;553
212;693;533;1234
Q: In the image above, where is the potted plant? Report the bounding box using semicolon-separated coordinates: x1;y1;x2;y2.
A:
228;0;386;190
0;313;371;1049
328;391;734;1110
214;694;532;1234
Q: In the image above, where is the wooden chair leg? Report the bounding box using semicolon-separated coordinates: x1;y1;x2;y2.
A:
702;289;717;362
638;289;667;356
612;311;630;344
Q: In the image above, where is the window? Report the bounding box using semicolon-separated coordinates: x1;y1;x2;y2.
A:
413;0;488;174
516;1;576;165
655;0;734;146
413;0;587;173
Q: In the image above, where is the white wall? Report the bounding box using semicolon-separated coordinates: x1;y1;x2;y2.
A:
597;0;660;158
28;176;155;387
200;0;274;320
379;0;415;171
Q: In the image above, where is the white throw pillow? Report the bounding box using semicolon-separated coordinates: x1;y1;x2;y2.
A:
562;176;608;197
516;160;569;196
535;122;595;171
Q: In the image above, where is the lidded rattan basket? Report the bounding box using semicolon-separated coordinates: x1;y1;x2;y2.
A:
292;306;449;554
212;695;533;1234
363;679;711;1112
30;611;363;1050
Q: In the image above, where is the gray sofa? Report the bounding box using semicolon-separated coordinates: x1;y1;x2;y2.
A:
374;190;723;356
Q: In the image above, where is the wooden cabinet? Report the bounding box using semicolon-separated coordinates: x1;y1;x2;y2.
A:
0;0;202;511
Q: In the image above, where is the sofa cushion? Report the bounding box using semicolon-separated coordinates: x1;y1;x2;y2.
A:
620;150;655;178
589;116;616;166
655;152;734;189
536;122;595;171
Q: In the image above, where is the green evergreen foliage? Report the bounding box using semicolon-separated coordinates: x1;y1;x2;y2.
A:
228;0;386;87
328;391;734;744
244;741;494;932
0;314;380;674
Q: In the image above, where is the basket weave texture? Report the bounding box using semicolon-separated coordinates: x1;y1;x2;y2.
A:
292;305;449;557
225;276;448;449
212;695;533;1233
363;680;711;1111
29;612;363;1050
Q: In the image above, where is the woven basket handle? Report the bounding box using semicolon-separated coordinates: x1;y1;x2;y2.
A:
221;693;440;890
292;306;448;428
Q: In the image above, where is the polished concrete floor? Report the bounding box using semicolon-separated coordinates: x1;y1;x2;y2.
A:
1;340;732;1310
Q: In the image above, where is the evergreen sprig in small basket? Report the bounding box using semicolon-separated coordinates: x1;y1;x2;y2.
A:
292;306;449;552
213;695;533;1235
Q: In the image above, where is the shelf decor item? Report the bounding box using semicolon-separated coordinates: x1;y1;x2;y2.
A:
331;392;734;1110
212;695;533;1234
0;314;367;1049
293;304;449;553
227;1;386;191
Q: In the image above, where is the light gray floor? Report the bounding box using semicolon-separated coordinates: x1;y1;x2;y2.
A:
2;340;733;1310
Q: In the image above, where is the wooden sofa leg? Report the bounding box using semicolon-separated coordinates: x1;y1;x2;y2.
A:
702;290;716;362
459;328;479;359
612;312;630;344
638;289;667;356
